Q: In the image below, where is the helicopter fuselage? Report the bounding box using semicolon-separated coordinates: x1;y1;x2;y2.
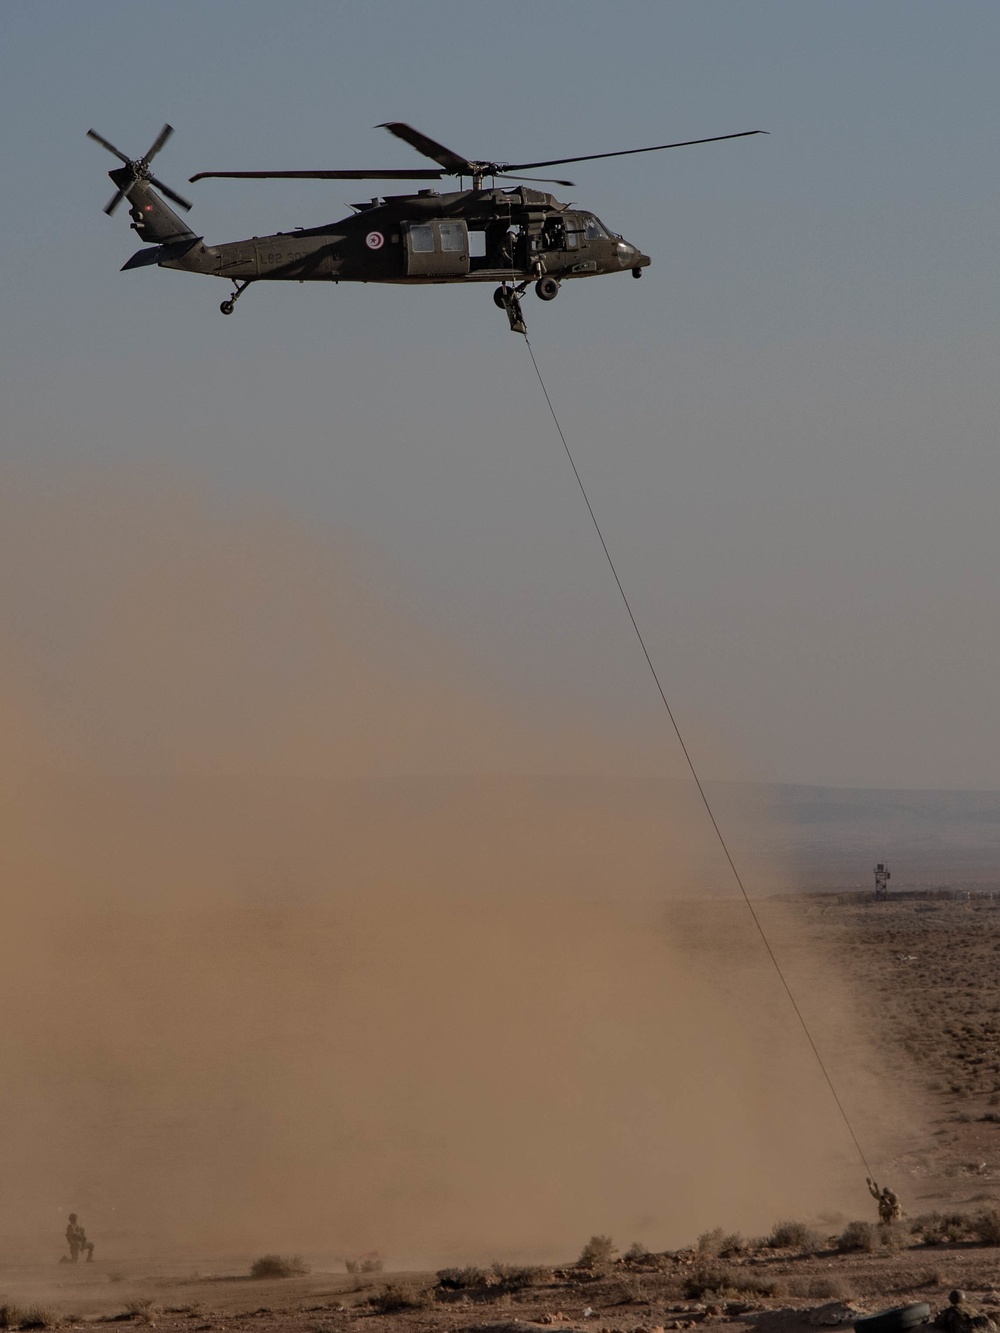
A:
127;182;650;289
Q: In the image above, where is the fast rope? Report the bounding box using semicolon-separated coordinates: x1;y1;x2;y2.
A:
522;332;875;1183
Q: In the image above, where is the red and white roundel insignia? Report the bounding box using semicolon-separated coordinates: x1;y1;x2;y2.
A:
365;231;384;250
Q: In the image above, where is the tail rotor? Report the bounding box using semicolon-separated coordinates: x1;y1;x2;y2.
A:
87;123;193;215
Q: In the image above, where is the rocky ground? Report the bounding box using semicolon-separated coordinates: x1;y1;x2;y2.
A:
5;895;1000;1333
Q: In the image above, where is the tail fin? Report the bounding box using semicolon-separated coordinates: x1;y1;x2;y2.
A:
88;123;198;245
109;168;198;245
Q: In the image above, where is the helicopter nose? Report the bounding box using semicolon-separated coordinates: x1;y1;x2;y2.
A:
616;239;649;269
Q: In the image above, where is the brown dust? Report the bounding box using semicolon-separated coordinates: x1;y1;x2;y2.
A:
0;471;901;1265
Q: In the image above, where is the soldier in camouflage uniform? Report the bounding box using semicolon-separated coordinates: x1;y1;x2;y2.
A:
866;1177;902;1223
65;1214;94;1263
935;1290;997;1333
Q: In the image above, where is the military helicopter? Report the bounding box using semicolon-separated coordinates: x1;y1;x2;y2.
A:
88;120;765;332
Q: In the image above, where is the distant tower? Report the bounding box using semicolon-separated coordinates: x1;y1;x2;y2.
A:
874;862;891;899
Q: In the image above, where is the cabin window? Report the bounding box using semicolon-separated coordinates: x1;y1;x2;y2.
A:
585;216;610;240
468;229;486;258
439;222;465;252
409;225;435;253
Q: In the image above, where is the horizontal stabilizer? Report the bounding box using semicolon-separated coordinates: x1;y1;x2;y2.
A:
121;236;202;271
121;246;164;270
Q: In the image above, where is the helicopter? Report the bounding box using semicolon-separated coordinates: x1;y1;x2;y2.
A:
88;120;765;333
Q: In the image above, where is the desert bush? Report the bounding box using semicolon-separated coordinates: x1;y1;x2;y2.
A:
684;1267;788;1300
971;1209;1000;1245
624;1242;649;1261
916;1270;946;1288
767;1220;822;1251
15;1311;51;1332
911;1211;974;1244
696;1228;724;1256
437;1267;487;1290
490;1264;548;1291
684;1265;734;1299
696;1229;744;1258
791;1277;852;1300
122;1298;161;1324
436;1264;546;1297
0;1308;53;1331
836;1221;877;1253
368;1284;429;1314
577;1235;617;1267
345;1256;382;1274
611;1274;649;1305
877;1221;907;1252
249;1254;309;1279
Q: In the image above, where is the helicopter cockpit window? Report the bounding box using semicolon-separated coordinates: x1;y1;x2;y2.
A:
584;215;610;240
439;222;465;252
409;225;435;253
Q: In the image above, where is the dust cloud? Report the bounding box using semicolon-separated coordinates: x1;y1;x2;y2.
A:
0;469;894;1265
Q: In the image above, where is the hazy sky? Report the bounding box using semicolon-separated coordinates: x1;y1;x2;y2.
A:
2;0;999;789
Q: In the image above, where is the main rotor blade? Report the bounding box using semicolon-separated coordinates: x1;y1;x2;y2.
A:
378;121;476;175
143;123;173;164
149;173;192;211
87;128;130;163
189;168;444;182
504;129;768;172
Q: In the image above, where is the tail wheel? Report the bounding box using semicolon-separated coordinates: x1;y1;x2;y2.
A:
535;276;560;301
854;1304;931;1333
220;301;235;316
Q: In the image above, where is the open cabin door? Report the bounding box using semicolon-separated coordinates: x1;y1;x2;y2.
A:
403;219;470;277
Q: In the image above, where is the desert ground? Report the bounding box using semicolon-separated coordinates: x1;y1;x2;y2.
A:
6;893;1000;1333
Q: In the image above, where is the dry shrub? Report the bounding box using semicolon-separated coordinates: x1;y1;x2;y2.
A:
611;1275;649;1305
489;1264;548;1292
123;1298;161;1324
625;1242;650;1262
791;1277;852;1300
684;1265;735;1299
368;1285;430;1314
916;1270;946;1288
697;1228;744;1258
436;1265;545;1297
767;1220;823;1251
437;1267;487;1290
837;1221;877;1253
249;1253;309;1278
0;1309;53;1331
911;1211;974;1244
971;1209;1000;1245
877;1221;908;1251
686;1267;788;1300
577;1235;617;1267
17;1312;51;1332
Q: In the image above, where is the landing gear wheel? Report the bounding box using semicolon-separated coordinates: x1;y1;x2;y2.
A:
535;276;560;301
493;287;508;309
220;301;235;316
632;267;643;278
854;1304;931;1333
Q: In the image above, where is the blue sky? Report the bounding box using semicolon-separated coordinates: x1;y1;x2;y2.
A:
2;1;1000;787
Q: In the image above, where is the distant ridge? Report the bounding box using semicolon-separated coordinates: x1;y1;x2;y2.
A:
15;772;999;898
703;780;1000;890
